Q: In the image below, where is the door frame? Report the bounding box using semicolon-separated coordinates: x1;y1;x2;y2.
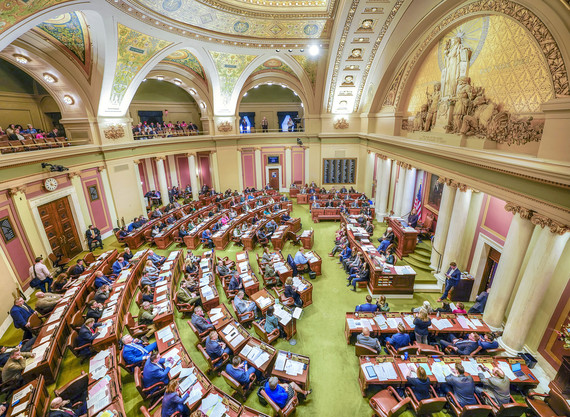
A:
265;165;284;192
29;186;88;255
470;233;503;300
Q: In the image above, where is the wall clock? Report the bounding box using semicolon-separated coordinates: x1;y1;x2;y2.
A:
44;178;59;192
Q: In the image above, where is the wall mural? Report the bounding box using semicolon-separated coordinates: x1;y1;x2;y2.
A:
404;15;552;146
292;55;317;89
251;59;298;80
0;0;73;35
35;12;91;76
209;51;256;105
161;49;207;82
110;24;172;107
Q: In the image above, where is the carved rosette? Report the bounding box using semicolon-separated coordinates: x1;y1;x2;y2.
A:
217;121;233;133
504;202;533;220
334;118;349;129
103;124;125;140
376;154;388;160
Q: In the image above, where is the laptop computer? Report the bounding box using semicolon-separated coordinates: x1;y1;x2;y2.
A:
511;363;527;380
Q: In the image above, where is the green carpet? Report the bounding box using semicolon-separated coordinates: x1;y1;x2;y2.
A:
2;201;480;416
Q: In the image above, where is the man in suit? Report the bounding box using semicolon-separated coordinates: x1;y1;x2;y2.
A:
438;262;462;301
355;295;378;312
468;289;489;313
440;332;480;355
10;298;35;341
444;363;477;407
112;256;129;275
201;229;214;249
93;271;113;289
34;292;61;315
68;259;85;278
85;225;103;252
121;335;157;368
385;324;411;351
48;396;86;417
147;250;165;266
176;280;201;306
476;366;511;405
225;356;260;390
191;306;214;333
142;352;174;395
205;330;231;369
86;300;103;322
338;244;351;265
478;333;499;351
2;349;34;387
356;328;382;353
75;318;101;357
234;291;258;317
94;285;110;303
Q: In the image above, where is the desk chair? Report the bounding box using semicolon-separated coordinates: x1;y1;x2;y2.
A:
470;346;506;357
125;312;148;338
144;230;154;245
405;386;447;416
231;299;255;328
85;291;96;305
28;311;45;334
187;320;209;346
135;292;144;308
262;271;279;288
70;310;85;332
134;366;166;410
140;405;181;417
260;388;297;417
446;393;493;417
54;371;88;406
222;370;255;401
386;342;421;357
118;350;138;374
174;297;195;316
355;342;378;356
83;252;95;266
417;344;444;356
257;233;269;247
286;231;301;246
49;252;70;274
417;213;435;239
369;386;412;417
67;330;93;363
275;288;295;307
526;387;570;417
115;230;126;245
173;236;184;247
197;344;229;375
253;320;279;345
479;392;528;417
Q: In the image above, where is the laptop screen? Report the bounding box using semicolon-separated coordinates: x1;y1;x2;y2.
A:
512;363;522;372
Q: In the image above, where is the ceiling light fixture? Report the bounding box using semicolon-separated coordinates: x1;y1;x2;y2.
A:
254;85;259;89
189;88;197;95
243;92;248;96
156;75;164;81
142;78;147;82
267;82;273;85
63;95;74;105
173;79;181;86
308;45;319;56
200;102;206;109
288;49;293;52
43;73;57;83
276;49;280;52
13;54;30;64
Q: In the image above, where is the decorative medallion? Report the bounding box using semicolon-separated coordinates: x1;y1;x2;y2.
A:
104;125;125;140
304;24;319;36
162;0;182;12
334;118;349;129
218;121;233;132
234;21;250;33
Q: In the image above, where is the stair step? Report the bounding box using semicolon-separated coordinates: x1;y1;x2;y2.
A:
408;252;431;263
402;258;432;273
414;248;432;257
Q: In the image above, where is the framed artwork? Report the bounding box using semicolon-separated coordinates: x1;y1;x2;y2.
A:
0;216;16;243
88;185;99;201
425;173;443;213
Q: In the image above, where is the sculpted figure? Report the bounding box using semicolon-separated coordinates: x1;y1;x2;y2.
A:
452;76;474;133
441;37;472;97
412;104;428;131
423;82;441;131
460;94;496;136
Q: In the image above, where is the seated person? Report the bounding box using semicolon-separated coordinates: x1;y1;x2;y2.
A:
75;318;101;357
178;226;189;238
284;277;303;307
266;220;278;236
94;271;113;289
166;215;175;225
434;300;452;313
184;259;198;275
355;295;378;312
205;330;231;368
408;208;419;228
216;260;233;278
365;220;374;235
261;247;273;264
142;352;174;395
119;226;129;238
144;260;160;278
280;213;291;223
162;380;191;417
151;225;161;238
232;227;243;246
264;263;278;282
68;259;86;278
176;280;201;306
468;289;489;314
141;285;154;303
121;334;157;368
201;229;214;248
52;273;70;293
293;247;310;273
234;291;258;317
377;237;392;254
385;324;411;351
191;306;214;333
123;247;134;262
85;225;103;251
228;273;244;292
338;244;351;264
478;333;499;351
356;328;382;353
225;356;260;390
476;366;511;405
10;297;35;341
264;306;281;338
86;300;103;321
34;292;61;315
94;285;110;303
406;365;431;401
112;256;129;275
384;248;396;265
256;228;269;245
348;263;370;291
376;295;390;312
439;333;480;355
379;227;394;242
452;302;467;314
48;396;87;417
147;250;166;266
2;349;34;388
138;302;157;343
413;300;434;314
264;377;311;409
445;363;477;407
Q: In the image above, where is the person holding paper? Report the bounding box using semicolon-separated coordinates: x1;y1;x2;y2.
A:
148;250;166;266
191;307;214;333
121;335;157;368
264;306;281;338
10;297;35;341
406;366;431;401
385;324;411;351
138;302;157;342
225;357;260;390
468;289;489;314
438;262;461;302
48;396;87;417
112;256;129;275
264;377;311;410
356;328;382;353
476;366;510;405
284;278;303;308
143;351;174;394
75;318;101;357
162;380;191;417
444;363;477;407
413;310;432;344
205;331;231;369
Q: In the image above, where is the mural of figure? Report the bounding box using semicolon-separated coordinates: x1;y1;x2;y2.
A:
424;82;441;131
440;37;472;97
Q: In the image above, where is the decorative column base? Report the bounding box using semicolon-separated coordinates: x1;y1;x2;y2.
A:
498;338;520;357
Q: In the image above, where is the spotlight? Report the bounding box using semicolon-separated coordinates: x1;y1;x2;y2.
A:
63;95;74;105
308;45;319;56
297;138;303;146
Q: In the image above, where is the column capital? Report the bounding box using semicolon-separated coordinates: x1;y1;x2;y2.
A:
67;171;81;180
254;147;261;152
376;154;388;160
96;166;105;173
133;159;141;165
531;213;569;235
504;202;533;220
284;146;292;150
396;161;413;170
154;156;166;162
186;152;196;158
8;186;26;197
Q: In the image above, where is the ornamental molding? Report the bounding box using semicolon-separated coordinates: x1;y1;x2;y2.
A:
217;121;233;133
334;118;350;129
531;213;569;235
504;202;533;220
103;124;125;140
67;171;81;180
376;153;388;160
154;156;166;162
7;186;26;197
186;153;196;158
133;159;141;165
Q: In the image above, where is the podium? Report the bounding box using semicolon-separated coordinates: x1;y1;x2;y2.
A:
387;217;419;258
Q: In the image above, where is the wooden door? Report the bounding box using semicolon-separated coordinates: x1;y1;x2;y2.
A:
38;197;82;259
268;168;280;190
479;247;501;293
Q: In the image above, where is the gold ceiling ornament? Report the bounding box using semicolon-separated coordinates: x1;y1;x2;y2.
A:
154;156;166;161
103;124;125;140
333;118;349;129
392;0;569;110
67;171;81;180
531;213;569;235
383;61;407;107
217;121;233;132
504;202;533;220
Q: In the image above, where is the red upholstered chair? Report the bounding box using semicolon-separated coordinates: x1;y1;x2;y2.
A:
405;386;447;416
526;387;570;417
369;386;412;417
479;392;528;417
174;297;195;316
124;312;148;338
140;405;180;417
221;370;255;400
187;320;209;345
197;343;229;375
385;342;420;357
252;320;279;345
446;392;493;417
260;387;297;417
470;346;506;357
231;298;255;328
355;342;378;356
134;366;166;410
417;344;444;357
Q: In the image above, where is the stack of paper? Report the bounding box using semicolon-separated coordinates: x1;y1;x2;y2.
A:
157;326;174;342
257;296;272;308
199;393;227;417
403;315;415;329
185;382;203;406
431;318;453;330
284;359;304;376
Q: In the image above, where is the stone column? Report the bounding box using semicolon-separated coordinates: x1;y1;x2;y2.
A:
438;182;472;279
254;148;263;189
375;155;391;220
304;146;310;184
430;180;457;271
501;216;569;352
364;151;375;197
237;149;244;191
392;162;407;216
99;167;119;228
401;165;417;217
187;153;199;200
210;151;221;192
144;159;156;190
167;155;178;187
285;147;292;188
154;157;170;206
133;160;148;215
68;171;92;228
483;204;535;329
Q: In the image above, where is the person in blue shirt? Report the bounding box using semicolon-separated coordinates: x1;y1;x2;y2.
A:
205;331;231;369
201;229;214;248
280;213;291;224
119;226;129;238
339;244;351;264
162;380;190;417
178;226;189;238
355;295;378;312
478;333;499;351
93;271;113;289
438;262;462;301
264;377;311;409
121;335;157;368
407;366;432;401
377;237;391;254
293;247;310;273
228;273;244;292
225;357;260;390
142;352;174;395
112;257;129;275
348;263;370;291
385;324;411;351
10;298;35;341
147;250;166;266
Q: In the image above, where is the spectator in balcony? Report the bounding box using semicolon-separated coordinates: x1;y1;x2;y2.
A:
47;128;59;138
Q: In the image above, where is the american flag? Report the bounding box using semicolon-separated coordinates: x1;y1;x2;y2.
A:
413;184;422;213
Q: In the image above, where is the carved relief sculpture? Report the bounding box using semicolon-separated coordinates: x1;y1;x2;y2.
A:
423;82;440;131
440;37;472;98
103;124;125;140
217;121;233;132
451;76;474;133
334;118;349;129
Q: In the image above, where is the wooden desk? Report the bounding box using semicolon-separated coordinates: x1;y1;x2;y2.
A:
200;283;219;312
300;229;314;249
155;323;180;353
285;217;301;233
250;288;275;316
271;225;289;251
123;220;157;249
289;188;299;198
274;277;313;307
7;376;48;417
240;406;271;417
219;321;251;353
272;351;310;389
197;387;242;417
209;304;234;330
388;217;419;258
358;356;402;396
237;337;277;375
305;251;322;275
296;194;308;204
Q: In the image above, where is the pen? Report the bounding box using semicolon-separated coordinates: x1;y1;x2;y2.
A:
529;374;536;381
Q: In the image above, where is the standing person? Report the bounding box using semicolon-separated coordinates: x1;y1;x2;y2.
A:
85;225;103;251
468;289;489;314
29;256;53;292
476;366;511;405
438;262;461;302
413;310;432;344
261;116;269;133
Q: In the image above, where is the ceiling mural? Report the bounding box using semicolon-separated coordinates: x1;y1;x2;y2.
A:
161;49;207;82
209;51;256;106
110;23;172;107
35;12;92;76
292;55;317;88
251;59;297;79
0;0;73;35
132;0;331;39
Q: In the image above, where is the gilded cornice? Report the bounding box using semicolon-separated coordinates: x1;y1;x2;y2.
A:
194;0;336;19
504;202;533;220
67;171;81;180
154;156;166;162
7;186;27;197
531;213;569;235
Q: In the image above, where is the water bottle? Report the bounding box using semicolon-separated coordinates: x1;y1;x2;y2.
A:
404;352;409;361
287;351;291;359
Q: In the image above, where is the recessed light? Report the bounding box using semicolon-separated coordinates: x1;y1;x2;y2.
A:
43;73;57;83
282;85;286;88
63;95;74;105
276;49;280;52
300;49;304;52
189;88;197;95
13;54;30;64
268;82;273;85
254;85;259;89
142;15;146;19
200;102;206;108
142;78;147;82
288;49;293;52
244;92;248;96
173;79;181;86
